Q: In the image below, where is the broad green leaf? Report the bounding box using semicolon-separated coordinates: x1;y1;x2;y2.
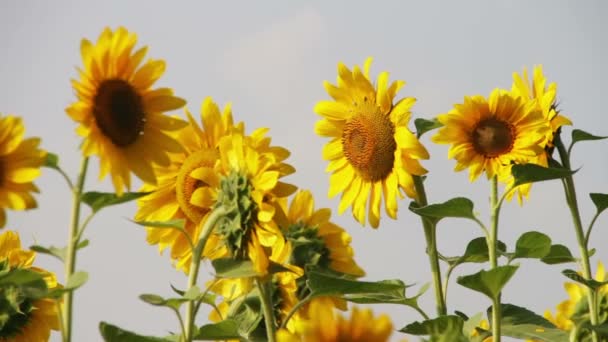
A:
0;268;48;299
499;303;568;341
399;315;467;341
510;231;552;261
44;152;60;169
212;259;258;278
48;271;89;298
457;265;519;300
414;118;442;138
590;193;608;215
541;244;576;265
194;320;243;341
562;269;608;291
132;219;186;231
571;129;608;146
139;294;166;306
442;238;507;266
409;197;476;223
511;164;575;188
30;239;89;262
99;322;170;342
82;191;151;212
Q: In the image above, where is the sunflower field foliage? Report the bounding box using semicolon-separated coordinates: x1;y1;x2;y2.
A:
2;26;608;342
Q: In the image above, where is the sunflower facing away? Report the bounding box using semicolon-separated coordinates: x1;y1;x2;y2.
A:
0;230;60;342
504;66;573;203
66;27;187;195
314;58;429;228
544;261;608;339
0;115;46;228
276;302;394;342
135;98;244;273
432;89;550;182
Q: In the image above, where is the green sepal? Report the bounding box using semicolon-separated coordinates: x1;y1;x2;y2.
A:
82;191;151;212
511;163;576;188
414;118;442;138
457;265;519;300
99;321;171;342
30;239;89;262
0;268;48;299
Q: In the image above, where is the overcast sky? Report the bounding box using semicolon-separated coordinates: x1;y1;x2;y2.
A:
1;1;607;341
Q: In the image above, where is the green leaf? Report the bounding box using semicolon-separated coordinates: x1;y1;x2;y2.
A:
590;193;608;216
457;265;519;300
460;237;507;264
132;219;186;231
499;303;568;341
81;191;151;212
399;315;467;341
47;271;89;298
409;197;476;223
541;244;576;265
139;293;188;311
99;322;170;342
414;118;442;138
44;152;60;169
510;231;552;261
212;259;258;278
571;129;608;146
193;320;243;341
30;239;89;262
511;163;575;188
462;312;485;337
0;268;48;299
562;269;608;291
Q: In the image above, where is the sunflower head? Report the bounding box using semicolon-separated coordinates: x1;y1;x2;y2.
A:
314;58;429;228
432;89;550;182
67;26;187;195
0;230;59;341
0;115;46;228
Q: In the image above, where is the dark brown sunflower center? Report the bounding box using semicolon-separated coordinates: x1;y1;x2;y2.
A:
342;113;396;182
472;118;515;157
93;79;145;147
176;150;214;223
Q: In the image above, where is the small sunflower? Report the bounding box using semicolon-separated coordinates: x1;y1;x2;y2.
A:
505;66;573;203
314;58;429;228
66;27;187;195
276;302;394;342
0;115;46;228
0;230;60;342
544;262;608;338
432;89;550;181
135;97;243;273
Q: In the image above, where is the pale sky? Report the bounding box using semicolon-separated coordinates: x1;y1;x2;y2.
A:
1;1;607;341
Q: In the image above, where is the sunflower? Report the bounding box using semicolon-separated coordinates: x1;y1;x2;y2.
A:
135;97;244;273
0;115;46;228
432;89;550;181
0;230;60;342
504;66;573;203
314;58;429;228
66;27;187;195
276;302;394;342
544;261;608;338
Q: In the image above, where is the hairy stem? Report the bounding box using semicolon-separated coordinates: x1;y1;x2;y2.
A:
256;277;277;342
489;176;501;342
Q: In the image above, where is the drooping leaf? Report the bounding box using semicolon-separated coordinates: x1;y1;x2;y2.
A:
498;303;568;341
212;259;258;278
457;265;519;300
99;322;170;342
590;193;608;216
510;231;552;261
511;164;575;188
193;320;243;341
571;129;608;147
81;191;151;212
409;197;476;223
414;118;442;138
399;315;467;341
562;269;608;291
44;152;60;169
48;271;89;298
541;244;576;265
30;239;89;262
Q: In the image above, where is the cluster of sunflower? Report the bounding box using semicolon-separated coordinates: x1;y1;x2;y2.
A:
1;25;607;342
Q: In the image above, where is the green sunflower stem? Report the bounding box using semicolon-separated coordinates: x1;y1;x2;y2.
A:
62;156;89;342
554;134;600;342
183;207;227;342
488;176;501;342
413;175;447;316
256;277;277;342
